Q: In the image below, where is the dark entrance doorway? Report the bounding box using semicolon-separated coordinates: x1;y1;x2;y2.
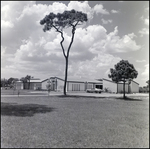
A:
95;85;103;89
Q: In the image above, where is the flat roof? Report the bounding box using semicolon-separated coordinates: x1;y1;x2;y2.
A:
103;78;139;85
30;80;42;83
47;76;103;83
102;78;116;83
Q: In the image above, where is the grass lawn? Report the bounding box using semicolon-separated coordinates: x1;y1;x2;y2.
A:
1;95;149;148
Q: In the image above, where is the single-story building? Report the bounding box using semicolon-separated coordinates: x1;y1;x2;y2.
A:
128;80;139;93
41;77;64;91
41;79;49;90
45;76;103;92
24;79;42;90
102;78;117;93
15;76;139;93
117;82;129;93
117;80;139;93
15;78;42;90
103;78;139;93
40;77;99;92
44;77;139;93
15;81;24;90
67;78;103;92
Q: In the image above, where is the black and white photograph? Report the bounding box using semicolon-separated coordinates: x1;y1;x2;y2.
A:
1;1;149;148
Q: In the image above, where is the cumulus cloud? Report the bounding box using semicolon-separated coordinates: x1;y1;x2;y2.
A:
1;1;142;80
136;60;146;63
103;27;141;52
111;9;119;13
68;53;121;79
140;16;149;26
68;1;94;20
101;18;112;24
1;46;6;56
1;20;14;28
142;64;149;76
139;28;149;36
144;7;149;13
144;18;149;26
93;4;109;15
139;15;149;36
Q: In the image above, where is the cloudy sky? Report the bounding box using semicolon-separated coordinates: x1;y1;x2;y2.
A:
1;1;149;86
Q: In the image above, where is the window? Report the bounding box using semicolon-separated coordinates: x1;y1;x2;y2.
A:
87;84;93;89
72;83;80;91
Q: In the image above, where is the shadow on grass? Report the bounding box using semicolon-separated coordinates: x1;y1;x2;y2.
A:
1;102;56;117
56;95;107;98
115;96;143;101
58;95;144;101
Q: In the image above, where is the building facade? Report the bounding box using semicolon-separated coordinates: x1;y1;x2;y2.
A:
128;80;139;93
102;79;117;93
15;76;139;93
15;81;24;90
117;81;139;93
41;77;103;92
117;82;129;93
66;80;103;92
24;79;42;90
15;79;42;90
41;79;49;90
41;77;139;93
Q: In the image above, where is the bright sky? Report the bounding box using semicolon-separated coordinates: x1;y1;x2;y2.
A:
1;1;149;87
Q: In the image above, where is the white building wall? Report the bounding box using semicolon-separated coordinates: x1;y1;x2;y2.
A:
87;83;94;89
67;82;102;92
56;79;64;92
117;83;129;93
67;82;85;91
42;80;48;90
130;81;139;93
35;83;42;90
16;82;23;90
103;79;117;93
80;83;85;91
21;83;23;89
42;78;64;91
29;83;41;90
30;83;34;90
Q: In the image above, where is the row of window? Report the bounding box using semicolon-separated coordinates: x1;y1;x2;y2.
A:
72;84;81;91
71;83;94;91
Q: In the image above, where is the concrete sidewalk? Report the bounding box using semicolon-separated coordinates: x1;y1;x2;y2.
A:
68;92;149;97
1;91;148;98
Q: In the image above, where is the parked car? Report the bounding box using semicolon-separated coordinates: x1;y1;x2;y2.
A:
86;88;102;93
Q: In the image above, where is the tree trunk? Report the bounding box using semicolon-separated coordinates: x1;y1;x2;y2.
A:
123;81;126;99
56;25;76;96
23;83;24;89
28;81;30;90
64;57;68;95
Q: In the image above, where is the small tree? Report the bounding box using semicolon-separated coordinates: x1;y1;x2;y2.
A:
1;78;7;87
20;77;27;89
25;75;32;90
12;80;16;94
40;9;88;95
108;60;138;98
146;80;149;88
7;77;15;86
7;78;19;89
46;79;51;96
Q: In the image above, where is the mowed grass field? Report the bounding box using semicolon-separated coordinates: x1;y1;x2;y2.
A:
1;94;149;148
